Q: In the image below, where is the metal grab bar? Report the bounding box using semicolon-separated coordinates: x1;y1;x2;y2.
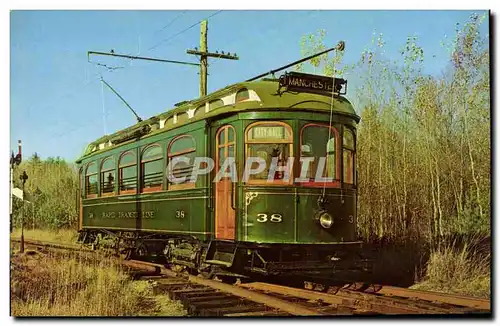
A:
231;182;236;210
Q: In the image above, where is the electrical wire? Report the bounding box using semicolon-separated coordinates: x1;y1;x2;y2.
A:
22;11;206;142
154;10;188;34
208;10;318;69
43;10;313;142
147;10;222;52
88;11;217;71
323;48;341;199
100;76;107;135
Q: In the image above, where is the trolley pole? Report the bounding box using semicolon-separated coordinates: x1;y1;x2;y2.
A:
187;20;239;97
86;51;201;120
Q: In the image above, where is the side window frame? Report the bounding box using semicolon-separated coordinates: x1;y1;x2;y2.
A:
118;151;137;195
235;88;250;102
140;144;164;193
343;127;356;186
85;162;98;199
167;135;196;190
100;156;116;196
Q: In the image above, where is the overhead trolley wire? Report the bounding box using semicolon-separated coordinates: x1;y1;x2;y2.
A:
154;10;188;34
208;10;318;69
44;10;224;141
148;10;222;52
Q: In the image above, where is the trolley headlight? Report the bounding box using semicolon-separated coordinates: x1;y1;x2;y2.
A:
317;211;334;229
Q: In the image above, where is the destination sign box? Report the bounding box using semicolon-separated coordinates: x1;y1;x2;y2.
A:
278;72;347;95
251;126;288;140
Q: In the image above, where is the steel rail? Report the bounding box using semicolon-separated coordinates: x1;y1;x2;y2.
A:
106;258;322;316
188;275;322;316
10;238;92;252
376;286;490;311
240;282;424;314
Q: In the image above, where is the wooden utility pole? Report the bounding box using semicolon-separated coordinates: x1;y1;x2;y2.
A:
200;20;208;97
187;20;239;97
87;51;201;118
89;19;237;99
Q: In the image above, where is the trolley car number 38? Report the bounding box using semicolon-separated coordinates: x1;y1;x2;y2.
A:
256;213;283;223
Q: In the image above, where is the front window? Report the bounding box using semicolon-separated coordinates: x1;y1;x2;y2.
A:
245;122;293;183
300;124;340;187
343;128;355;185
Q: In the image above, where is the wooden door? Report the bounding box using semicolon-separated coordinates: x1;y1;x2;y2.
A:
215;125;236;240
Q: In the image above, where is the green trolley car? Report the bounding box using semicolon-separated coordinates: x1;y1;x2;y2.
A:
76;71;371;281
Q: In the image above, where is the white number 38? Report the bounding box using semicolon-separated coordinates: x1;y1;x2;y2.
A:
256;213;283;223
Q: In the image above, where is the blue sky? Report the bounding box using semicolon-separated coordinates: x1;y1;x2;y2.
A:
10;10;489;161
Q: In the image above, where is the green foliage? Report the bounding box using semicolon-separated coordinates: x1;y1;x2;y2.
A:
12;154;79;229
298;13;490;242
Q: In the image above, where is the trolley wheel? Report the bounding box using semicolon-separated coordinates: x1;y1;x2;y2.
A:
115;237;132;260
198;266;215;279
133;243;148;259
91;233;101;250
119;248;132;260
216;275;238;284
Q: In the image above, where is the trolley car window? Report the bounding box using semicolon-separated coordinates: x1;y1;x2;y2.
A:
100;157;115;195
236;88;250;102
300;124;340;186
141;145;163;192
245;122;293;183
209;99;224;110
168;135;196;188
343;128;355;184
227;127;234;142
85;162;98;198
119;152;137;194
219;126;235;144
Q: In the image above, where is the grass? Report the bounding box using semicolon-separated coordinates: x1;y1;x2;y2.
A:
11;228;77;245
10;249;187;316
411;239;490;299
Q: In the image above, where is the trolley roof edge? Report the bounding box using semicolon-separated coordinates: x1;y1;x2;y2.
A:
76;77;359;164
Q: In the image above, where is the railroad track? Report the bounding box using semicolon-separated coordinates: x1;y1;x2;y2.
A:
11;238;491;316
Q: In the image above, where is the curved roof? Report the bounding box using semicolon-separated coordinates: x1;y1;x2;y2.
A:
77;78;359;162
